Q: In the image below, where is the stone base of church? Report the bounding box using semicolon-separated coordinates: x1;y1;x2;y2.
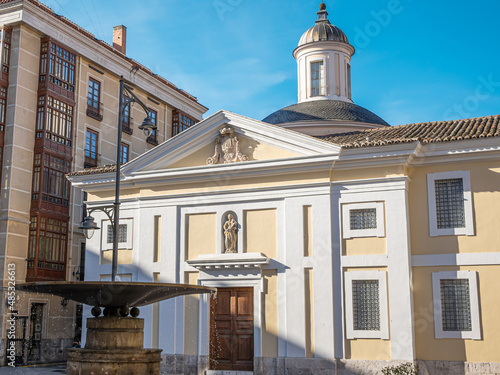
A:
158;356;500;375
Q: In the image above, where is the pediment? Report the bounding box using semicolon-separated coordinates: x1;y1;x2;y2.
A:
121;110;340;174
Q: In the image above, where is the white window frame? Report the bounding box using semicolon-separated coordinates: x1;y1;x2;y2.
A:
432;270;481;340
101;218;133;250
344;270;389;339
427;171;474;237
342;202;385;239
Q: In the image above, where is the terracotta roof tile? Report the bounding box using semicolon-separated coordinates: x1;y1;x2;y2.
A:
67;164;116;177
318;115;500;148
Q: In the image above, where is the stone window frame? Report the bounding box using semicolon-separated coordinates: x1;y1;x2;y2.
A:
344;270;389;339
432;270;481;340
427;170;474;237
342;202;385;239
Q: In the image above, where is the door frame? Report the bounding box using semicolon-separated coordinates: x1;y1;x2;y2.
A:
198;277;263;362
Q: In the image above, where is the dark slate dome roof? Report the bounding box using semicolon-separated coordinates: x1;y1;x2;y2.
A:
262;100;390;126
298;3;350;47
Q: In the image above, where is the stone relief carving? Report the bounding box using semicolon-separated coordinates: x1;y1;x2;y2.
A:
206;127;249;165
223;214;238;253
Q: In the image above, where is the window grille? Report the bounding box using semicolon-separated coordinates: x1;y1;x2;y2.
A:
352;280;380;331
435;178;465;229
107;224;127;244
440;279;472;331
350;208;377;230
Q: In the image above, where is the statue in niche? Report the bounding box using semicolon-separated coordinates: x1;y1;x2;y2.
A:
207;127;248;165
223;214;238;253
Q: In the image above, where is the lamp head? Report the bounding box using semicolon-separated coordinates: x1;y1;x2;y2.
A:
79;216;100;239
138;117;156;137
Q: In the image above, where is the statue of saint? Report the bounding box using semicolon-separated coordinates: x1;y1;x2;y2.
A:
223;214;238;253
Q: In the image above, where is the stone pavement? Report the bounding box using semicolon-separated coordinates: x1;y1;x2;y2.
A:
0;364;66;374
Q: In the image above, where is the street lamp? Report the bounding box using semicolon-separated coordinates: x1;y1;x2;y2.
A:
79;76;156;282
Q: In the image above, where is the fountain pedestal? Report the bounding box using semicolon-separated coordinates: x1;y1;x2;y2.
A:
67;317;161;375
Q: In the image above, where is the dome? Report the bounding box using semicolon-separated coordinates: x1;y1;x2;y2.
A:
262;100;389;127
298;3;350;47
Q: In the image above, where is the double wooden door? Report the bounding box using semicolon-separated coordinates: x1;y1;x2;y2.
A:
210;287;254;371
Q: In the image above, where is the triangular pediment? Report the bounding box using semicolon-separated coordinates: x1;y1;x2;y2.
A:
121;110;340;174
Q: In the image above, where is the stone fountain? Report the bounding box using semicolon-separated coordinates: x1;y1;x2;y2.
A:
18;281;214;374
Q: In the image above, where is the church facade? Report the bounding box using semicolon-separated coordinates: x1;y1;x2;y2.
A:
69;4;500;375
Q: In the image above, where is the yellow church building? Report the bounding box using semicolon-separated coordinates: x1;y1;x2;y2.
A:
69;4;500;375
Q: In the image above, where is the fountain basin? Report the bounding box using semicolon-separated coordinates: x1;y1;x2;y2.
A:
17;281;215;374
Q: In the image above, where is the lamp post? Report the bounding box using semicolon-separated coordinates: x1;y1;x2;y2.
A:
79;76;156;281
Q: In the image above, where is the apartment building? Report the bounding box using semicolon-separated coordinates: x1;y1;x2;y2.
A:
0;0;206;365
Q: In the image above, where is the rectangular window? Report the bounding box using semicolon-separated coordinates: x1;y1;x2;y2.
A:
44;96;73;146
1;27;11;76
39;39;76;93
107;224;128;244
342;202;385;239
85;129;98;168
440;279;471;331
427;171;474;236
432;271;481;339
27;214;68;281
147;109;158;144
0;86;7;131
172;110;196;136
87;78;102;120
350;208;377;230
122;96;132;134
352;280;380;331
434;178;465;229
40;154;70;206
120;143;129;164
311;61;325;97
345;271;389;339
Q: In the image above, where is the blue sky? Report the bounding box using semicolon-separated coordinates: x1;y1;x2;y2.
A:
40;0;500;126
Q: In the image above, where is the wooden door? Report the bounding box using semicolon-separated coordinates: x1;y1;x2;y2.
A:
210;287;254;371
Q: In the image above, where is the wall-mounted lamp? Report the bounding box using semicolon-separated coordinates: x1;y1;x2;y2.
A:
72;266;81;281
61;298;69;307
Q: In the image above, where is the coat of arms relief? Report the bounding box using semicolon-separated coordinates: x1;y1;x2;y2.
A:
206;127;249;165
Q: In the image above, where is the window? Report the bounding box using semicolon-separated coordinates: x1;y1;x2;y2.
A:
120;143;129;164
27;215;68;281
0;86;6;131
345;271;389;339
43;96;73;146
342;202;385;239
85;129;98;168
101;218;133;250
122;96;132;134
310;61;325;97
41;154;71;207
427;171;474;236
1;27;11;76
87;78;102;120
432;271;481;339
39;39;76;93
172;110;196;136
147;109;158;144
107;224;128;244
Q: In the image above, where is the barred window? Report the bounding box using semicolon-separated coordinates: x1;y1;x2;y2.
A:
45;96;73;146
440;279;472;332
352;280;380;331
41;154;71;207
107;224;127;244
39;40;76;93
311;61;325;96
350;208;377;230
435;178;465;229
